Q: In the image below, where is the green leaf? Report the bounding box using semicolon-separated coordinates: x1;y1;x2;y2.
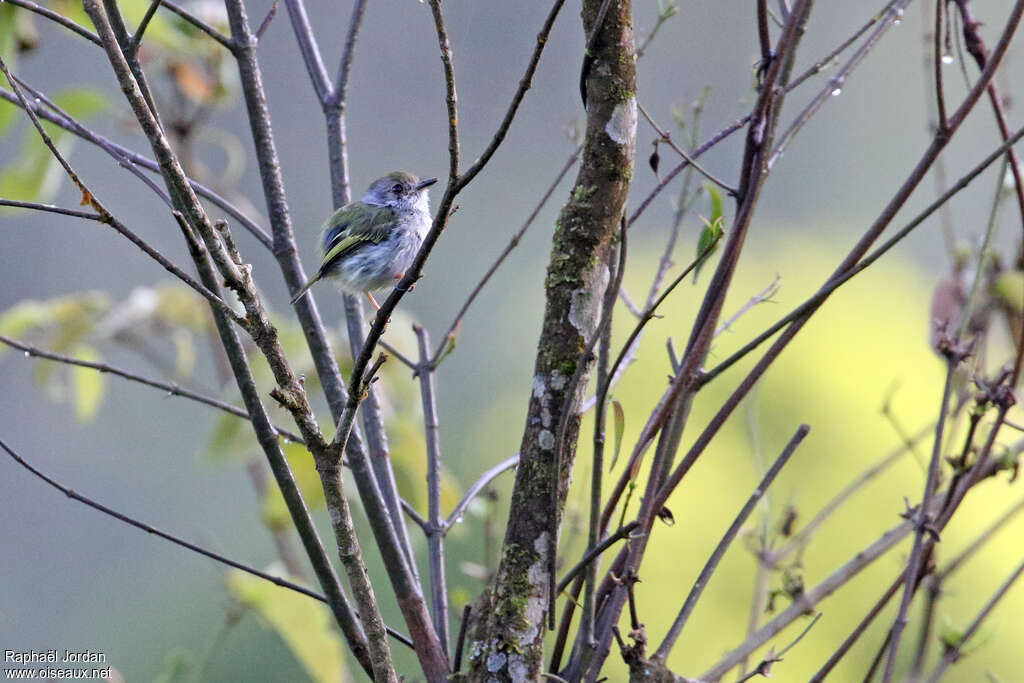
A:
693;215;724;284
707;183;723;224
70;344;105;422
609;399;625;471
692;184;725;284
227;567;346;683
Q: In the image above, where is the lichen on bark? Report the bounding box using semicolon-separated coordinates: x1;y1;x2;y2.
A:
466;0;637;679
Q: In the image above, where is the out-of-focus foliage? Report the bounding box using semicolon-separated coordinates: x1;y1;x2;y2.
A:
0;285;216;421
227;565;347;683
261;441;327;530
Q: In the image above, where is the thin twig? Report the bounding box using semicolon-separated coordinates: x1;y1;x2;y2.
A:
714;277;781;337
933;0;949;131
556;522;640;593
0;435;412;651
0;198;102;220
809;574;903;681
768;0;912;169
626;0;904;231
937;497;1024;581
923;553;1024;682
548;218;628;627
281;0;330;102
160;0;234;50
0;85;273;249
0;438;325;604
432;146;581;364
770;420;933;563
453;605;472;673
574;242;624;671
883;353;963;681
326;0;368;109
255;0;278;41
445;455;520;529
415;325;450;655
702;121;1024;387
701;518;915;680
2;0;102;45
757;0;774;65
953;0;1024;250
737;612;823;683
454;0;567;191
637;101;737;195
128;0;163;57
0;59;245;329
0;334;304;444
402;498;429;532
655;424;810;658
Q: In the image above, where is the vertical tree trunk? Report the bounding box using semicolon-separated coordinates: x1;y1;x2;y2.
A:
466;1;636;680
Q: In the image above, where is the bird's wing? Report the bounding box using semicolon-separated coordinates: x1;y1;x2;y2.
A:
317;202;396;275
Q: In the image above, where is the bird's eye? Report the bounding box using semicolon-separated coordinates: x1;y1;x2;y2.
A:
391;183;404;195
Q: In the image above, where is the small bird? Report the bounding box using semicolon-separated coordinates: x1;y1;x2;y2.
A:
290;172;438;309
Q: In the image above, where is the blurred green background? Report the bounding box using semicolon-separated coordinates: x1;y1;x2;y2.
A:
1;1;1023;681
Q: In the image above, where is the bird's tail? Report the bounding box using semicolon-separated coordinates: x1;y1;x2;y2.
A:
290;275;320;305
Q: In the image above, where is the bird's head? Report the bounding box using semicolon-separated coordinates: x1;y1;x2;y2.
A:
363;172;437;213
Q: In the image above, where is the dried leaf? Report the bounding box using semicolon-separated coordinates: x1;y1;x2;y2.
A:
609;399;625;471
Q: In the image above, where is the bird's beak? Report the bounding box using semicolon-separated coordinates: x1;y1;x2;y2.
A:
416;178;438;191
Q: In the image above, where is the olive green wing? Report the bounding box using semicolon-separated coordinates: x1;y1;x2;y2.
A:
291;203;397;304
318;202;397;275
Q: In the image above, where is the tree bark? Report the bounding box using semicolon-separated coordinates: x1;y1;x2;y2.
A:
465;1;636;680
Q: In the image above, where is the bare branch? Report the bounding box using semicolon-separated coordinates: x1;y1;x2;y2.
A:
637;101;737;195
0;85;273;249
0;60;245;328
701;122;1024;387
810;575;903;681
0;334;303;444
0;437;328;605
556;522;640;594
255;0;278;41
433;146;581;364
415;325;451;654
923;553;1024;682
444;455;520;529
656;425;810;658
160;0;234;50
768;0;912;169
326;0;368;109
0;198;102;220
128;0;163;57
4;0;101;45
281;0;330;103
455;0;568;191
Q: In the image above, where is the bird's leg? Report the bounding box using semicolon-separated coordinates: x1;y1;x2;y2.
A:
365;291;381;310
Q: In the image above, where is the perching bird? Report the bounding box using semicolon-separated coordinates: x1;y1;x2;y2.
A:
290;172;437;309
